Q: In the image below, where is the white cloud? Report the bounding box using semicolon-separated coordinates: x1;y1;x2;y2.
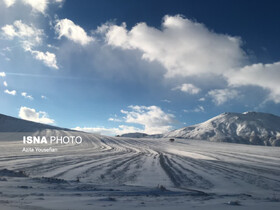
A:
173;83;201;94
74;125;142;136
183;105;204;113
105;15;245;78
105;23;130;48
117;125;142;134
47;44;59;50
55;18;93;45
4;89;16;95
3;47;11;52
194;106;205;112
161;99;171;103
198;97;205;101
21;92;33;100
121;105;175;134
1;21;58;69
75;105;176;136
41;95;47;99
2;24;17;38
1;20;43;47
2;0;63;13
95;22;112;34
3;81;8;87
19;106;54;124
0;50;11;61
27;49;58;69
0;72;6;77
22;0;48;14
108;117;122;122
225;62;280;103
208;89;239;105
2;0;16;7
103;15;280;104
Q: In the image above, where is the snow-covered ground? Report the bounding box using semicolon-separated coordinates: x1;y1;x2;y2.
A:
0;130;280;210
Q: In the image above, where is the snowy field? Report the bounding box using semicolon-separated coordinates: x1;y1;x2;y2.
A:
0;131;280;210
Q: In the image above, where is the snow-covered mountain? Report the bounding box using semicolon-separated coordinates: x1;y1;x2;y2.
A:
164;112;280;146
0;114;85;141
0;114;69;133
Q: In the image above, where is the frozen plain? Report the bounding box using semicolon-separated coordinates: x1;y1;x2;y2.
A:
0;130;280;210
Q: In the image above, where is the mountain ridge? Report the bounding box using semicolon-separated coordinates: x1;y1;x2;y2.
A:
0;113;70;132
164;111;280;146
1;112;280;146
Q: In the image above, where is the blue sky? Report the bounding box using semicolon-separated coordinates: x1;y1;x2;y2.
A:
0;0;280;135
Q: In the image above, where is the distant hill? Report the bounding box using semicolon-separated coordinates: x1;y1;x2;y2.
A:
164;112;280;146
118;132;148;138
0;114;78;141
0;114;69;132
118;132;163;138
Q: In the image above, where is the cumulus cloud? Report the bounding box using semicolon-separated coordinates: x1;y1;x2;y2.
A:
103;14;280;104
74;105;175;135
0;72;6;77
1;20;58;69
3;81;8;86
105;15;280;104
4;89;16;95
105;23;130;48
208;89;239;105
2;0;16;7
121;105;175;134
21;92;33;100
19;106;54;124
26;48;58;69
225;62;280;103
173;83;201;94
74;125;142;136
2;0;63;13
41;95;47;99
105;15;245;78
1;20;43;47
22;0;48;14
55;18;93;45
